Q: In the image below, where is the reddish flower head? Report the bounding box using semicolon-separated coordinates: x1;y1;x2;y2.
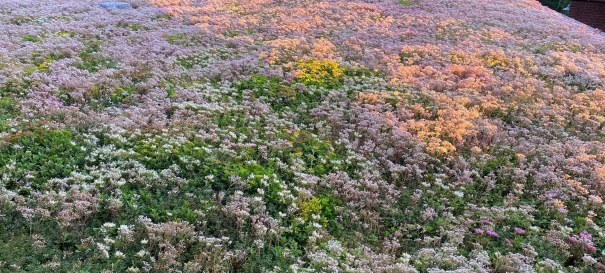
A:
568;236;580;244
486;230;499;238
579;231;593;241
513;227;526;235
586;243;597;253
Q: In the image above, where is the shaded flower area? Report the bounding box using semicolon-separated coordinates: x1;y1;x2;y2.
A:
1;0;605;271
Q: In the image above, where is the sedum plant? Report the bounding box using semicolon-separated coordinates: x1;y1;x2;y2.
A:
0;0;603;272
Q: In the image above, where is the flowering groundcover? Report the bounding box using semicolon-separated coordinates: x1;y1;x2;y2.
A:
1;0;605;271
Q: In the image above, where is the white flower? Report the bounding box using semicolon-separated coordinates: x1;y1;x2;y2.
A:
115;251;126;259
254;239;264;249
96;243;109;259
582;254;597;265
103;237;115;245
136;250;147;258
453;191;464;198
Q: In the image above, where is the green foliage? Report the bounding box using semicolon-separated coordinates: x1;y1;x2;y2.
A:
236;74;297;109
165;34;192;46
24;55;53;75
9;16;34;25
235;70;342;118
110;85;139;105
131;137;248;191
165;34;185;45
284;195;344;248
0;80;29;98
154;14;172;21
0;230;63;273
0;130;88;192
82;84;147;109
481;104;517;125
127;24;143;31
1;0;602;271
54;31;75;38
282;130;341;176
21;35;39;43
482;55;510;68
463;159;515;206
77;42;117;73
175;49;233;70
99;182;211;225
399;52;419;65
175;53;210;69
399;0;415;6
539;0;570;12
0;97;17;132
343;67;384;78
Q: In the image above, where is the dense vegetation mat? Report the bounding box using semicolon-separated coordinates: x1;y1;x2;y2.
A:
1;0;605;271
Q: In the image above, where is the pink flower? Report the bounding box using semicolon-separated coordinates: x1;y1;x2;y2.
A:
597;263;605;270
586;243;597;253
480;219;491;225
558;208;568;214
474;228;484;235
505;238;513;248
513;227;526;235
568;236;580;244
579;231;593;241
486;230;499;238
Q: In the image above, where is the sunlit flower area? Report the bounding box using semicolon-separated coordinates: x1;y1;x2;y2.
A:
1;0;605;271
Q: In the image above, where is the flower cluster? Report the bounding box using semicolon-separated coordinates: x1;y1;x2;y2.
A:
0;0;604;271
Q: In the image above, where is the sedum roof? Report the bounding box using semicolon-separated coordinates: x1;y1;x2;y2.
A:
0;0;605;271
